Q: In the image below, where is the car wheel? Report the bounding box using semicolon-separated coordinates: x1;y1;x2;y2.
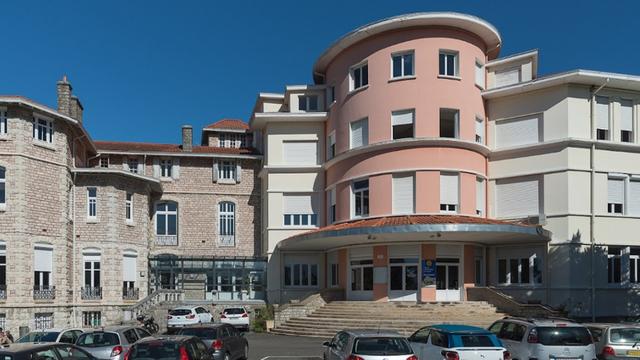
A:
224;352;230;360
243;345;249;360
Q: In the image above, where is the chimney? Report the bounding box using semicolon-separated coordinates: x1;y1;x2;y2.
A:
182;125;193;152
70;95;84;123
56;75;72;116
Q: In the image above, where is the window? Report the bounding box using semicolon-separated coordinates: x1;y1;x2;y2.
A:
219;133;246;148
475;61;484;88
440;173;459;213
0;109;6;135
327;86;336;106
495;115;541;148
82;312;101;327
621;99;633;143
608;247;622;284
439;51;458;77
0;242;5;293
0;167;5;207
34;313;53;330
219;160;237;180
160;159;172;178
440;109;459;138
298;95;319;111
283;141;317;165
123;252;137;297
125;193;133;222
353;179;369;218
392;173;414;215
283;195;318;227
83;251;101;294
328;188;336;224
33;117;53;143
391;51;414;78
596;96;610;140
495;177;541;218
330;263;339;287
156;202;178;240
218;202;236;246
475;117;484;144
0;314;5;331
99;157;109;168
607;177;624;214
34;246;53;290
127;158;139;173
495;67;521;87
327;132;336;160
631;248;640;284
476;178;485;216
350;118;368;149
392;110;414;139
630;179;640;216
87;187;97;219
284;264;318;287
350;62;368;91
498;256;542;285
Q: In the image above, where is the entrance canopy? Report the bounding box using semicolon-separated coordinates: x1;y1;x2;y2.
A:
277;215;550;252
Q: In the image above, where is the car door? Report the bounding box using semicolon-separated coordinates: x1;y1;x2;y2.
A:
55;345;95;360
426;330;448;360
33;347;62;360
58;331;77;344
408;327;431;360
122;329;139;353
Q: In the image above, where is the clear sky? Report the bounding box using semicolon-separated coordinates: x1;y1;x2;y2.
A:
2;0;638;144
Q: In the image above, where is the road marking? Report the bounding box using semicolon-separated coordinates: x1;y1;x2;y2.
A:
260;357;323;360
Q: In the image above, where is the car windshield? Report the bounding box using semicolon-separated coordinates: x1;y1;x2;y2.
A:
457;335;498;347
353;337;413;355
223;308;245;315
77;332;120;347
17;332;59;343
129;341;181;360
537;327;592;346
610;328;640;344
169;309;192;316
178;328;217;339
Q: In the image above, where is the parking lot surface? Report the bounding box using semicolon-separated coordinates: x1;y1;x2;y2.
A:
245;332;325;360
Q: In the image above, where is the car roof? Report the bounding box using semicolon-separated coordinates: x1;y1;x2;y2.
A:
501;317;585;327
344;329;404;338
431;324;493;334
585;323;640;328
136;335;194;344
171;306;197;310
180;324;225;329
0;342;62;353
81;326;137;333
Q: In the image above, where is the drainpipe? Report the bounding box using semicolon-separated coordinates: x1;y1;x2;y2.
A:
590;79;609;322
70;133;87;327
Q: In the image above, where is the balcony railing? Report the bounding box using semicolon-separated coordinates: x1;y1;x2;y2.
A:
81;287;102;300
123;287;139;301
156;235;178;246
33;286;55;300
0;285;6;300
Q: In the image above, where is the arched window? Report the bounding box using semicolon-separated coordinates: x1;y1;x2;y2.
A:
155;202;178;245
0;166;5;207
218;202;235;247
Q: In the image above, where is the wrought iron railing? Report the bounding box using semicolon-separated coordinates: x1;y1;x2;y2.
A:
155;235;178;246
33;286;55;300
81;286;102;300
123;287;139;301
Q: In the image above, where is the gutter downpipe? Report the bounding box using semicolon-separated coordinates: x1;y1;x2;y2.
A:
70;133;87;327
590;78;609;322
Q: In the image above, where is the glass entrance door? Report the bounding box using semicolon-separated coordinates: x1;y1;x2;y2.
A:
349;260;373;300
436;258;460;301
389;258;419;301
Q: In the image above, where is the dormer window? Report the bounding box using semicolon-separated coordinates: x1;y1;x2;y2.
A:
219;133;245;148
298;95;319;112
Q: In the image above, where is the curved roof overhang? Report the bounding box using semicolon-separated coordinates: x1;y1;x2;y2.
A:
313;12;502;84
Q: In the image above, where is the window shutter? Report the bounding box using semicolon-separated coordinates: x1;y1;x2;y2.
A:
122;159;129;171
137;157;144;174
283;141;317;165
391;110;414;126
495;67;521;87
629;180;640;215
153;158;160;177
123;255;137;282
350;118;368;148
495;115;540;148
440;173;459;205
596;96;610;130
476;178;485;215
608;178;624;204
475;62;484;88
235;162;242;183
496;178;540;218
283;195;313;214
621;99;633;132
212;160;219;182
34;247;53;272
172;158;180;180
392;174;414;214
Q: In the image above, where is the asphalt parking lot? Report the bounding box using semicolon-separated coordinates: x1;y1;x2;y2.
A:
245;332;325;360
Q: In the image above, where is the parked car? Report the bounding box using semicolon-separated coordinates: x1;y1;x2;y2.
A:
75;326;152;360
219;308;250;331
124;336;213;360
177;324;249;360
408;324;508;360
586;323;640;359
323;329;417;360
488;317;595;360
16;328;84;344
0;342;97;360
167;306;214;330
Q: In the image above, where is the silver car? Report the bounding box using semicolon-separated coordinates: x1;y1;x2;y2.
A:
75;326;152;360
587;323;640;359
323;330;417;360
489;317;596;360
16;328;84;344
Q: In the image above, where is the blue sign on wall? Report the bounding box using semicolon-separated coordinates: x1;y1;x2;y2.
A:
422;259;436;286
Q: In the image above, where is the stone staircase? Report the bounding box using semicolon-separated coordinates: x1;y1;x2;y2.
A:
270;301;505;338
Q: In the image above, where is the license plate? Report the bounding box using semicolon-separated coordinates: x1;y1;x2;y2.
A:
627;350;640;356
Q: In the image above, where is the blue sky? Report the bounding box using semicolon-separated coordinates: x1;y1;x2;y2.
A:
2;1;639;144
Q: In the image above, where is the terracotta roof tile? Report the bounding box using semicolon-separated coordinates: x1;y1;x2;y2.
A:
95;141;258;155
204;119;249;130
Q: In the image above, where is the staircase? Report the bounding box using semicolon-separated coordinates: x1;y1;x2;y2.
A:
270;301;505;338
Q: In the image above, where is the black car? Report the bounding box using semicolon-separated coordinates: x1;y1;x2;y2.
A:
177;324;248;360
0;342;96;360
125;336;213;360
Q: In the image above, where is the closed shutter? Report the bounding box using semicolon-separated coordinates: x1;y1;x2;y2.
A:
152;158;160;177
440;173;459;205
137;157;144;174
235;163;242;183
392;174;414;214
122;159;129;171
212;161;219;182
391;110;414;126
621;99;633;132
495;67;521;87
608;178;624;204
475;62;484;88
34;247;53;272
283;141;317;165
495;115;540;148
476;178;485;215
596;96;610;130
283;194;313;214
629;180;640;215
172;158;180;179
350;118;368;148
496;178;540;218
389;245;420;259
350;246;373;260
123;255;137;282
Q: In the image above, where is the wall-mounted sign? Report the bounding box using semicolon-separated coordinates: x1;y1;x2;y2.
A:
422;259;436;286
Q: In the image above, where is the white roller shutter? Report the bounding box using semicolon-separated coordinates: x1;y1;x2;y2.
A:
392;174;414;214
440;173;459;205
621;99;633;132
495;115;540;148
82;252;100;262
350;118;368;148
391;110;414;126
629;180;640;215
389;245;420;259
283;194;313;214
476;178;485;215
596;97;610;130
152;158;160;177
475;62;484;88
496;178;540;218
283;141;317;165
34;247;53;272
608;178;624;204
350;247;373;260
123;255;137;282
172;158;180;180
495;67;521;87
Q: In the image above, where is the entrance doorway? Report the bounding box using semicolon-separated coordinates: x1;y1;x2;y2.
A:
388;258;419;301
349;260;373;300
436;258;460;301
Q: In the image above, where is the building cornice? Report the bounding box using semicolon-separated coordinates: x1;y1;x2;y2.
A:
489;137;640;159
250;112;328;129
96;149;262;160
72;168;163;192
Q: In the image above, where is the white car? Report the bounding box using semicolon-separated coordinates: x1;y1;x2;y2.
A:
219;307;250;331
167;306;213;329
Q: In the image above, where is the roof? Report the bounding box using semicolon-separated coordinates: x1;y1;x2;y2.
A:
431;324;492;333
95;141;258;156
313;12;502;83
0;342;61;353
344;329;404;337
136;335;193;344
204;119;249;131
